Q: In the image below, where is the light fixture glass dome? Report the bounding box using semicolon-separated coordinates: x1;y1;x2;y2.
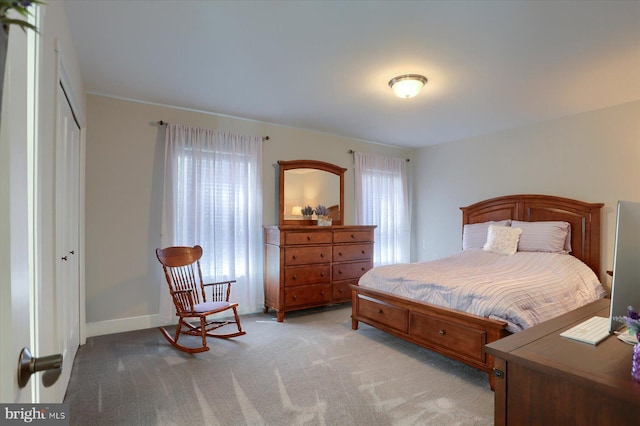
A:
388;74;428;98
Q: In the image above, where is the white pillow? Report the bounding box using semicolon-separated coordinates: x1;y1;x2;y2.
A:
512;220;571;253
462;220;511;250
483;225;523;256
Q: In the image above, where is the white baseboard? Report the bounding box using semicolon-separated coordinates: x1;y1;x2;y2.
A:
85;309;259;339
86;314;164;338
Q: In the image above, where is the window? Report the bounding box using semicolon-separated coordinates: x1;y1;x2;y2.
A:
161;125;263;319
354;152;410;265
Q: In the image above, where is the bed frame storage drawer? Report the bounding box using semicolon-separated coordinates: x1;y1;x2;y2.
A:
285;284;332;307
357;296;408;333
409;311;487;363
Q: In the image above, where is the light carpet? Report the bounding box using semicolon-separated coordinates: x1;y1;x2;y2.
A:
64;305;493;425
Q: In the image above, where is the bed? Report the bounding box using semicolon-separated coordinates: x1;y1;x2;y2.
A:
350;194;606;389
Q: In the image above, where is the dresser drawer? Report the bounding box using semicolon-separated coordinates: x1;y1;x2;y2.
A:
284;265;330;286
285;284;331;307
334;230;373;243
410;312;487;363
333;243;372;262
333;260;372;281
285;231;332;245
357;295;408;333
332;281;353;302
284;246;331;266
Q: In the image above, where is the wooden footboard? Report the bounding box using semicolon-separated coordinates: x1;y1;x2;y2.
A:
351;284;510;390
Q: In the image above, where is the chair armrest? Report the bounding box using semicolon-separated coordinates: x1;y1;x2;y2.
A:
202;280;236;302
203;280;237;287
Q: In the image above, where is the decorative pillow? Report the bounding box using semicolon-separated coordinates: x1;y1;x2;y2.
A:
512;220;571;253
483;225;523;256
462;220;511;250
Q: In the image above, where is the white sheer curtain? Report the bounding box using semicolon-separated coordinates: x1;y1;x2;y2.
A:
354;152;410;265
160;124;263;323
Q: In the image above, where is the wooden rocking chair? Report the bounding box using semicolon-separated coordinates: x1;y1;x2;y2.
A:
156;245;246;353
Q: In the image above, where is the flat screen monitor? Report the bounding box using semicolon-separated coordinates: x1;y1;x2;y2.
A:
609;200;640;332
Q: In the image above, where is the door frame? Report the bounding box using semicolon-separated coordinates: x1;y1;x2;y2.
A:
34;38;87;402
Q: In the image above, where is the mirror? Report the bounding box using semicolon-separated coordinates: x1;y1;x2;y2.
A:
279;160;346;226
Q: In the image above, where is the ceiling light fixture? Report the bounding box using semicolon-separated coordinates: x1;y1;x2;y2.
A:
388;74;428;98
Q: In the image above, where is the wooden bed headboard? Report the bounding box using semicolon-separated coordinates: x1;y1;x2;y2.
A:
460;194;604;277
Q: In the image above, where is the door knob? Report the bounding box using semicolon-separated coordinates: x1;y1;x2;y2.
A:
18;347;63;388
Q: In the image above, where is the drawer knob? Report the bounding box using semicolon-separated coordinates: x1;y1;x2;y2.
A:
307;236;312;241
338;252;343;256
292;255;297;260
351;234;355;239
338;270;343;274
377;309;383;314
339;288;343;293
320;253;325;258
292;295;297;300
439;329;446;336
321;291;325;296
292;275;297;280
361;267;366;271
361;250;365;254
320;272;325;277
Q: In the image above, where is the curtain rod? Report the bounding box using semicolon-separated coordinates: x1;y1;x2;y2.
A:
348;149;410;162
158;121;270;141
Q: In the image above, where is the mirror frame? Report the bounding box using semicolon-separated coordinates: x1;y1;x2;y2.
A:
278;159;346;226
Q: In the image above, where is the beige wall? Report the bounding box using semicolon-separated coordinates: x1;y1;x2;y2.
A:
412;100;640;288
84;95;412;333
85;95;639;335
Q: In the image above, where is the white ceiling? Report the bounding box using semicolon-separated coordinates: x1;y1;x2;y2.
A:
63;0;640;148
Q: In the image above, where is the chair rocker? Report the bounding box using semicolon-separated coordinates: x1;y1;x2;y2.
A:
156;245;246;353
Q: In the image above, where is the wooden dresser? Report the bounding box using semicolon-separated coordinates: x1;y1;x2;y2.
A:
486;298;640;425
263;225;375;322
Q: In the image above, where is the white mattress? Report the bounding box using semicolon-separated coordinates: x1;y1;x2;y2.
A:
358;249;607;333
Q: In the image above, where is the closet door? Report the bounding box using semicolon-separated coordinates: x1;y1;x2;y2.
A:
51;81;81;399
